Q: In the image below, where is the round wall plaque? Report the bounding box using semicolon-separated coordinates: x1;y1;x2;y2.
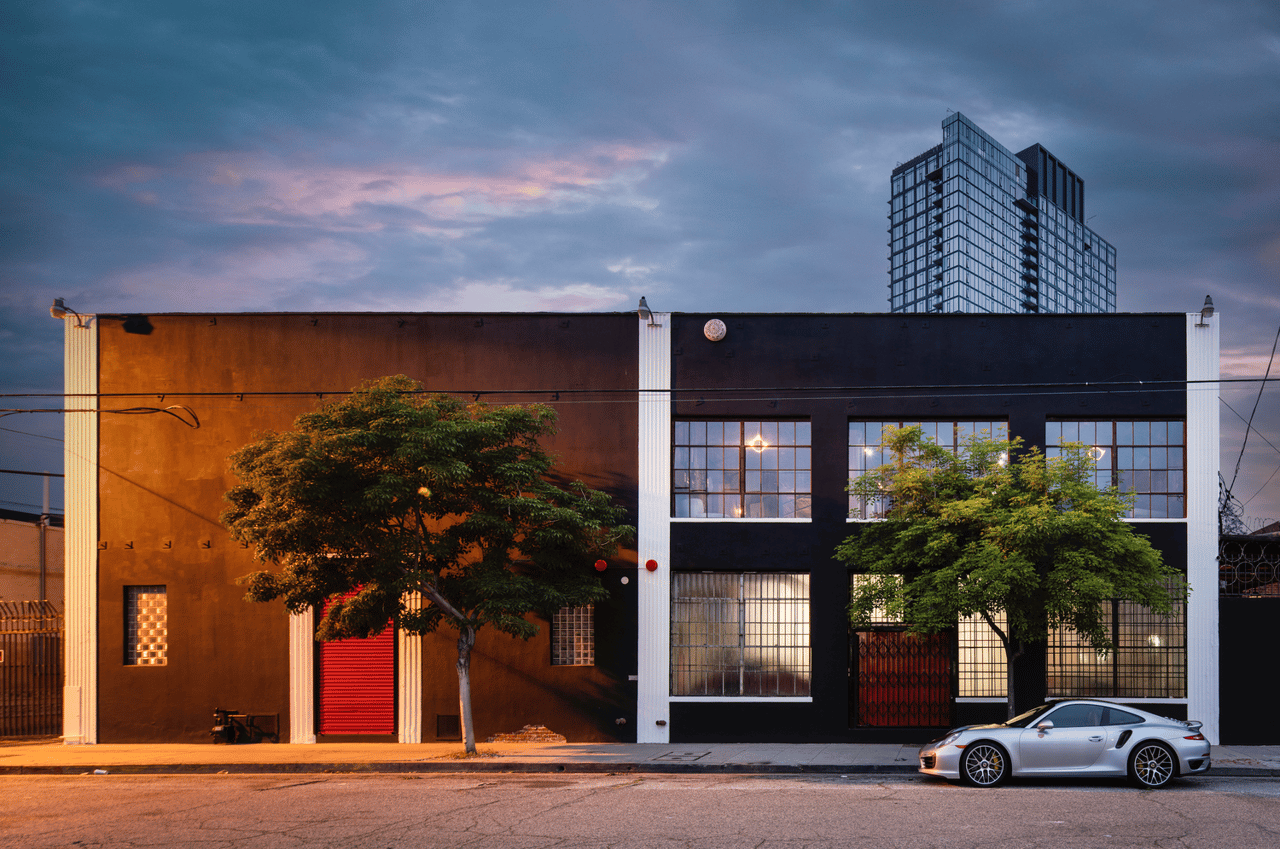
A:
703;318;727;342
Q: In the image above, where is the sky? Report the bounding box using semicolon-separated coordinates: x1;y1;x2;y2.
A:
2;0;1278;525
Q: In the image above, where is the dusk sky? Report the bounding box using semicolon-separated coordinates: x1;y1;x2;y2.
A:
3;0;1278;524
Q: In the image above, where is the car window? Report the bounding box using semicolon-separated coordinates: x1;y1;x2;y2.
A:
1102;707;1144;725
1043;703;1103;728
1005;704;1054;727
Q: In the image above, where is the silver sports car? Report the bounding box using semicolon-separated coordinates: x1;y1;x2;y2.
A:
918;699;1211;788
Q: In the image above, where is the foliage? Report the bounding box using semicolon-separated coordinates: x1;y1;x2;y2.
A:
838;425;1186;714
222;375;633;749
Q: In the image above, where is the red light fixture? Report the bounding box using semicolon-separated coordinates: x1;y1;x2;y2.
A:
645;559;658;572
594;559;607;572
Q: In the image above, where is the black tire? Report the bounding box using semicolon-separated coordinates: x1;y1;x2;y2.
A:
960;741;1008;788
1128;741;1176;789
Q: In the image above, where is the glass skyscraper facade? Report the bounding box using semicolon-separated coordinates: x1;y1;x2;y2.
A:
889;113;1116;314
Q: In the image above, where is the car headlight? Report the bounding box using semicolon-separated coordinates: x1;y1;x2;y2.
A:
935;731;962;748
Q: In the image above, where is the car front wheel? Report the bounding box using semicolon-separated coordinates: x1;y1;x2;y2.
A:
1129;742;1176;789
960;742;1008;788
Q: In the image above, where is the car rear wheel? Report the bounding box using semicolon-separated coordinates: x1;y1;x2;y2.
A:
1128;741;1176;789
960;742;1008;788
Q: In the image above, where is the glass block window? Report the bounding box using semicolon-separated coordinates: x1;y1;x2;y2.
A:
550;605;594;666
1047;579;1186;699
1046;420;1185;518
673;421;811;519
849;420;1008;518
672;573;810;697
125;585;167;666
958;612;1006;697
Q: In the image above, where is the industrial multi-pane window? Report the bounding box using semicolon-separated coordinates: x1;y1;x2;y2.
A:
673;421;811;519
1046;420;1186;518
125;585;167;666
848;420;1008;519
550;605;594;666
1047;579;1187;699
671;573;810;697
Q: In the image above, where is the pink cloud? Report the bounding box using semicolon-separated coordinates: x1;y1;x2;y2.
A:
96;144;669;232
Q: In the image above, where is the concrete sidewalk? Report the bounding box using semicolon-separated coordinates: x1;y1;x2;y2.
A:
2;738;1279;777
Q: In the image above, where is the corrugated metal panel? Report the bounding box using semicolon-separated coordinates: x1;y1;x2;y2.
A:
63;316;97;744
637;313;671;742
318;597;395;735
1185;312;1220;742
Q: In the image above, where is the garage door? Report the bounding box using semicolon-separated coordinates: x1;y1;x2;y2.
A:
318;596;395;735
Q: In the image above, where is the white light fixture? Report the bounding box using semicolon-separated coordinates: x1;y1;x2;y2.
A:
50;298;87;328
637;296;660;327
1196;295;1214;327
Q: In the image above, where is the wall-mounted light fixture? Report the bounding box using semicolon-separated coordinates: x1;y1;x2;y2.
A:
50;298;87;328
48;298;154;334
638;296;660;327
1196;295;1214;327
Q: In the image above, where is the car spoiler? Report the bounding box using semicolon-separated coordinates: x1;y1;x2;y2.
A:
1184;720;1203;733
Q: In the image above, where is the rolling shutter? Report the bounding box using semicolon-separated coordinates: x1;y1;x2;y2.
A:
318;596;395;735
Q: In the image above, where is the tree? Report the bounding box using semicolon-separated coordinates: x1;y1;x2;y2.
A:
837;425;1186;719
221;375;633;752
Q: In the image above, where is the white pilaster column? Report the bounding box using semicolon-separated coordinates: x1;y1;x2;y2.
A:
636;312;671;743
398;593;423;743
1185;311;1220;742
288;609;316;743
63;316;98;744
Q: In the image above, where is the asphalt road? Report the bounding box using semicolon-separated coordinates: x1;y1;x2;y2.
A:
4;773;1279;848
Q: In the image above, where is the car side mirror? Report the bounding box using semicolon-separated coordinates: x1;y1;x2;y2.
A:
1036;720;1054;732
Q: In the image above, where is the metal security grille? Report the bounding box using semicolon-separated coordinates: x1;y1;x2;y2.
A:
550;605;594;666
671;573;810;697
0;600;63;736
125;586;167;666
957;612;1006;697
1047;579;1186;699
852;630;952;727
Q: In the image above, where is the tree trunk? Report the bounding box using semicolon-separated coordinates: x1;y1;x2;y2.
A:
456;625;478;754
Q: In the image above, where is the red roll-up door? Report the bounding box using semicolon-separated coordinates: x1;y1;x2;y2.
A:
318;596;396;735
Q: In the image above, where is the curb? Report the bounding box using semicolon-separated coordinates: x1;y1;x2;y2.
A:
0;762;920;776
2;763;1276;777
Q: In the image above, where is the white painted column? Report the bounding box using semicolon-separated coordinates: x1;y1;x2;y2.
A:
636;312;671;743
288;609;316;743
1185;311;1220;742
398;593;423;743
62;316;98;744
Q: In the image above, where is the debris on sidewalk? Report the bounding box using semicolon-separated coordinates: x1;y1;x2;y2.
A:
486;725;567;743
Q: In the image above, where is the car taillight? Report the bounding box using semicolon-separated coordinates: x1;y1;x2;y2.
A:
1183;733;1205;741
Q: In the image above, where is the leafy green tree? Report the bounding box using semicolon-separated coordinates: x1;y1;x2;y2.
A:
838;425;1186;718
222;375;633;752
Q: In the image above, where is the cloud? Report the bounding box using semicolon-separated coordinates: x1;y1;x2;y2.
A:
94;144;669;234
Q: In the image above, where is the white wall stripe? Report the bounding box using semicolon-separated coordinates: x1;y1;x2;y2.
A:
62;317;98;744
1185;311;1220;743
636;313;671;743
398;593;423;743
288;609;316;743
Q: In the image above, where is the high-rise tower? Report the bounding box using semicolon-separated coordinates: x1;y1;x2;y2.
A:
889;113;1116;313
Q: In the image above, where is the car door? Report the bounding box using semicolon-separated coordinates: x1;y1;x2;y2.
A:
1018;703;1109;772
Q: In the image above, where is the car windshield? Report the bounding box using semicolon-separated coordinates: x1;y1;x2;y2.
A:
1003;703;1055;728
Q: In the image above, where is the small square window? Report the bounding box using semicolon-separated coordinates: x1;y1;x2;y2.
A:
125;585;167;666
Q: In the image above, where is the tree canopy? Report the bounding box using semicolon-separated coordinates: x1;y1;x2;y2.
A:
222;375;633;751
837;425;1186;716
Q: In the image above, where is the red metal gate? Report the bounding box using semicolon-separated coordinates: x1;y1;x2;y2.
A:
318;597;395;735
851;629;952;727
